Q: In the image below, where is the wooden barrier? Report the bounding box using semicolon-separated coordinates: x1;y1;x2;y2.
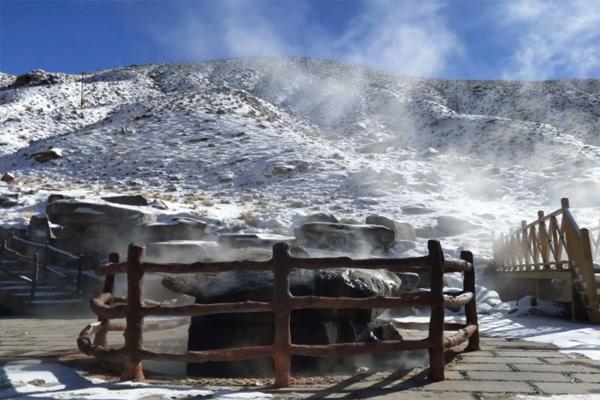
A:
589;221;600;261
493;198;600;322
79;240;479;386
0;237;89;301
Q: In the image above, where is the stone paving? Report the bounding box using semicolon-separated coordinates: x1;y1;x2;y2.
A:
1;317;600;399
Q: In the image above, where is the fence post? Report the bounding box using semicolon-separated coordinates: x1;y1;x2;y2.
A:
427;239;445;381
94;253;119;348
29;252;40;303
272;242;292;387
461;250;479;351
579;229;598;315
121;244;145;381
76;254;84;294
42;244;49;281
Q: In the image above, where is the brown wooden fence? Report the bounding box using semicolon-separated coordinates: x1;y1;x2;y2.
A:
0;237;87;301
493;198;600;322
78;239;479;386
589;222;600;261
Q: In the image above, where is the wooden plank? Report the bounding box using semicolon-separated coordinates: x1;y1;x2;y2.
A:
443;324;478;349
289;293;434;310
140;346;273;363
290;339;430;357
444;259;472;273
94;253;118;347
91;293;127;319
77;322;126;361
45;244;79;260
461;250;479;351
443;292;474;308
428;239;445;382
98;257;433;275
524;207;563;229
497;270;570;280
121;244;145;381
392;321;467;331
272;242;292;388
289;256;432;271
142;301;273;317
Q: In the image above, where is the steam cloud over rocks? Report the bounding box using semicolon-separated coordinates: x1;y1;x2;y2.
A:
1;58;600;259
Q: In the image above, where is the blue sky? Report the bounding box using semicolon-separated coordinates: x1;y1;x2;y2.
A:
1;0;599;80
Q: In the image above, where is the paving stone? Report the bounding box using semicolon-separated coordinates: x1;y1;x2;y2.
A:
490;342;559;350
513;363;600;373
493;350;570;358
573;373;600;383
479;395;523;400
467;371;570;382
534;382;600;394
442;371;465;380
459;351;495;357
364;392;475;400
544;358;600;366
447;363;513;372
421;380;535;393
458;357;544;364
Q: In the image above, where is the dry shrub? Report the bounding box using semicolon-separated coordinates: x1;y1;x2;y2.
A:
239;210;260;226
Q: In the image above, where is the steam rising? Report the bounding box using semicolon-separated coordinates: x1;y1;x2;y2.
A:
153;0;460;77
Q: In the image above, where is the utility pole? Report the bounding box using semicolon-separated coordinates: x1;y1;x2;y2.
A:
80;73;84;109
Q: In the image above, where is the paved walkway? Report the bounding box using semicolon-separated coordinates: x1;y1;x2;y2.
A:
1;317;600;399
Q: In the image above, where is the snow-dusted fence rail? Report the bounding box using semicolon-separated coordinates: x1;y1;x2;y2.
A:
0;236;86;300
78;240;479;387
493;198;600;322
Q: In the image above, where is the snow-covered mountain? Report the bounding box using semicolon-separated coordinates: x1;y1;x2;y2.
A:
1;58;600;258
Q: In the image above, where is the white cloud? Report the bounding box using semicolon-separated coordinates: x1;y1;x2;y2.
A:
154;1;307;60
501;0;600;79
333;1;462;77
151;0;462;78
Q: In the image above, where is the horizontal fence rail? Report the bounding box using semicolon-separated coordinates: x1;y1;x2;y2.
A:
493;198;600;322
79;240;479;387
0;237;88;301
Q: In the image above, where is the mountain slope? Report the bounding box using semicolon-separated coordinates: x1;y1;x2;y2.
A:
1;58;599;258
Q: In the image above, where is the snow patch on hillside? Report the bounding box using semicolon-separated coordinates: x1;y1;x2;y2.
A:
1;59;600;259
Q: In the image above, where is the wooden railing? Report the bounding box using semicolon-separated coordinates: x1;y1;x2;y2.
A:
78;240;479;386
0;236;87;301
588;222;600;261
493;198;599;321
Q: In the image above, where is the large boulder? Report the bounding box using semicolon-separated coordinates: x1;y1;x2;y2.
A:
436;216;479;236
145;241;272;264
294;222;395;253
164;267;402;377
45;199;155;257
365;215;416;242
46;199;154;228
136;218;209;243
102;194;149;206
31;147;62;163
12;69;62;88
297;212;339;224
217;233;294;249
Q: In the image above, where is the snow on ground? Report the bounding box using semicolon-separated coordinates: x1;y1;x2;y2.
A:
478;313;600;361
518;396;600;399
391;307;600;362
0;362;272;400
1;59;600;260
